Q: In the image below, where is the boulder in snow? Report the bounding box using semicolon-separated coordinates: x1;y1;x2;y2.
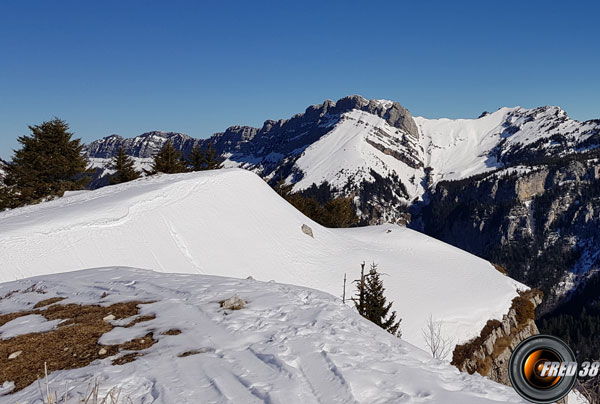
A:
219;295;246;310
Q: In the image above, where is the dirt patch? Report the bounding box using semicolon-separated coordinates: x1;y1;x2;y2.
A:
33;297;66;309
112;352;145;366
177;348;213;358
0;301;157;393
160;329;182;336
492;263;508;275
124;314;156;328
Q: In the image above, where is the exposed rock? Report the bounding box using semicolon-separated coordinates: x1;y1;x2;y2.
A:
103;314;116;322
301;224;314;238
515;169;548;201
219;295;246;310
98;347;107;355
8;351;22;360
452;289;543;386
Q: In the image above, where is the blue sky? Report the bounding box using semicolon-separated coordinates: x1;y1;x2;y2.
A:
1;0;598;160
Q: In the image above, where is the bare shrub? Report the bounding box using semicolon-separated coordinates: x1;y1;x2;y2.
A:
422;314;453;360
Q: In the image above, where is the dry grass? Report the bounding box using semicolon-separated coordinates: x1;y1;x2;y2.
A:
160;329;182;336
0;301;156;393
33;297;67;309
112;352;145;366
492;263;508;275
451;289;543;375
177;348;213;358
123;314;156;328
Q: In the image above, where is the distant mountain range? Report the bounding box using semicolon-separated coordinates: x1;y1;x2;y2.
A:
83;95;600;360
85;95;600;223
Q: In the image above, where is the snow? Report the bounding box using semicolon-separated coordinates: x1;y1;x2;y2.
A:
290;110;423;198
0;169;524;351
0;267;526;404
568;390;590;404
0;314;61;339
87;157;154;179
415;105;598;185
414;108;514;183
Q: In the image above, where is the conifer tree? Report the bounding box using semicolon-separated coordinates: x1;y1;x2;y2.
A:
1;118;89;209
203;142;223;170
186;142;223;171
187;143;206;171
148;141;188;174
110;147;140;184
354;262;402;336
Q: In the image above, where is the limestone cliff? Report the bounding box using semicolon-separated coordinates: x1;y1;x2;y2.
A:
452;289;543;385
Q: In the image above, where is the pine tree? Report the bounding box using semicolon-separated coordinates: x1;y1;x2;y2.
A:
148;141;188;174
187;143;206;171
204;142;223;170
110;147;140;184
1;118;89;209
354;262;401;336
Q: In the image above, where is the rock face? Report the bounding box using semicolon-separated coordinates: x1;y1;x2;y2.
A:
515;169;548;201
420;157;600;313
452;290;543;385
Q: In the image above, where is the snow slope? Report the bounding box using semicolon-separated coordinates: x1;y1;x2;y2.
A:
290;109;423;199
0;267;526;404
0;169;524;350
415;105;599;184
415;109;513;183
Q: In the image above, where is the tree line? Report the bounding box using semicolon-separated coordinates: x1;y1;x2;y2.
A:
1;118;357;233
0;118;223;210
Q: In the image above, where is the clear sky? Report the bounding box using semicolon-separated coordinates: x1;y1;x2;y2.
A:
1;0;598;160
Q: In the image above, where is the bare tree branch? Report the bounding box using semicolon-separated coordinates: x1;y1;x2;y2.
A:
421;314;453;360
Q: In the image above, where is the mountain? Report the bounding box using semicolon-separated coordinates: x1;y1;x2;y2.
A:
83;96;600;361
0;267;527;403
0;169;524;354
85;96;600;225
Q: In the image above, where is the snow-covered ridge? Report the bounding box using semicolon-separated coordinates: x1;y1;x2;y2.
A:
0;268;526;403
415;105;599;184
83;97;599;225
0;169;523;350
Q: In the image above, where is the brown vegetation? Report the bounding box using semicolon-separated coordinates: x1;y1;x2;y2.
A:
33;297;66;309
451;289;543;375
160;329;182;336
0;300;156;392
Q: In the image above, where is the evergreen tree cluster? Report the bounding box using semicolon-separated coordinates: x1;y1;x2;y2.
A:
0;119;90;210
144;141;223;176
275;181;358;228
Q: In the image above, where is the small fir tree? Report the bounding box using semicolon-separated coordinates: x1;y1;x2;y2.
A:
203;142;224;170
2;118;90;208
148;141;188;174
188;143;206;171
110;147;140;184
186;142;223;171
354;262;401;336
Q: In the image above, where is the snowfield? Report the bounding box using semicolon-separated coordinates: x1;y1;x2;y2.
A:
0;267;526;404
290;109;423;198
0;169;524;350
